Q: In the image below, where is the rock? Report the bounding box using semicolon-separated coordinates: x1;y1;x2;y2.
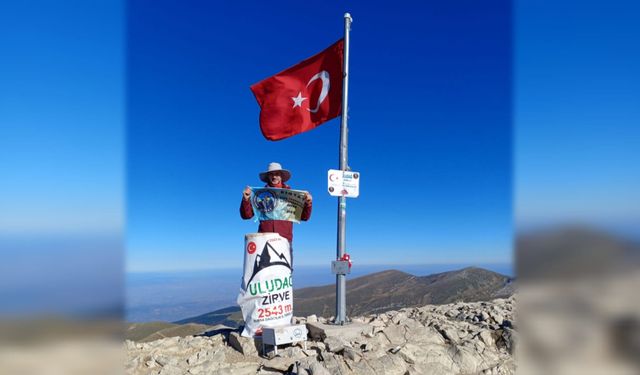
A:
361;342;373;352
370;319;386;328
186;348;224;366
371;325;385;336
397;343;426;364
391;312;408;325
388;345;402;354
490;311;504;325
303;349;318;357
281;346;306;360
367;353;408;375
324;336;348;353
480;344;501;366
262;356;294;371
445;309;459;318
363;330;375;338
438;326;459;344
308;361;332;375
401;317;424;331
382;324;406;346
496;328;517;354
480;311;490;322
457;329;469;339
153;354;177;367
125;297;516;375
450;344;482;374
501;319;514;329
406;325;446;345
347;359;375;373
478;329;495;347
227;332;259;357
306;321;370;341
294;357;318;374
320;353;350;374
312;341;326;351
343;346;361;362
257;369;284;375
158;364;183;375
211;362;259;375
408;362;457;375
188;358;226;374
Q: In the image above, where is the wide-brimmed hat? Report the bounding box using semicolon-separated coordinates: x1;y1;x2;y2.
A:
259;162;291;183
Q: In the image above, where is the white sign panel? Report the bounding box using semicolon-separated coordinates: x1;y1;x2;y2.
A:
327;169;360;198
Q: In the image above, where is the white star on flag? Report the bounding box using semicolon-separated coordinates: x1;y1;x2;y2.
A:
291;92;307;108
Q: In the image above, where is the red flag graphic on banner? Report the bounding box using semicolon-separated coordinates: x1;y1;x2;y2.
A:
250;39;344;141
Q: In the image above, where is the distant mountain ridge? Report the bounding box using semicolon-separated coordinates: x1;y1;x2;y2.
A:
164;266;513;330
294;266;514;317
174;305;242;327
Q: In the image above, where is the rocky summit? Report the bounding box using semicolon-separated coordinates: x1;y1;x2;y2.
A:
126;296;516;375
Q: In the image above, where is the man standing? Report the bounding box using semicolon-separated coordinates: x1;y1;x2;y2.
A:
240;162;312;245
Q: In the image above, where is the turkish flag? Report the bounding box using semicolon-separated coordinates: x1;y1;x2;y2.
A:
250;39;344;141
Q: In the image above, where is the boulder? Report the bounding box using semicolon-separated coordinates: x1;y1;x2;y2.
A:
449;344;483;374
366;353;407;375
478;329;495;347
308;361;332;375
210;362;259;375
227;332;259;357
381;324;406;346
324;336;349;353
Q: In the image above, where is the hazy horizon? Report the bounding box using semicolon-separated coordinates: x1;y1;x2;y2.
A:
126;262;512;323
126;261;513;275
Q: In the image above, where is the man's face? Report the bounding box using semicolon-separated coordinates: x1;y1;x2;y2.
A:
268;172;282;186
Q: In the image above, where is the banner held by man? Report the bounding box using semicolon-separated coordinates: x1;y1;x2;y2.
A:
249;187;308;223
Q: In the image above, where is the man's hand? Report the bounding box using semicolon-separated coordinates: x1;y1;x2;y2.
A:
305;192;313;205
243;186;251;200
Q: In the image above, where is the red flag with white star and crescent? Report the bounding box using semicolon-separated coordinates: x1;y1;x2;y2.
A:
250;39;344;141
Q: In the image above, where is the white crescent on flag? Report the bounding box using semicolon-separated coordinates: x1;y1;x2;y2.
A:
306;70;330;113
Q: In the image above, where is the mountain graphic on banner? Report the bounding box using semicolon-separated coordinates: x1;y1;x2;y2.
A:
246;242;292;286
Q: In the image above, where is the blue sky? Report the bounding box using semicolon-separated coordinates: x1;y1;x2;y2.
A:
515;0;640;234
1;1;124;315
127;0;512;271
0;1;123;236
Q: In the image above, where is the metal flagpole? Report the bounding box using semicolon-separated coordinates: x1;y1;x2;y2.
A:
335;12;352;325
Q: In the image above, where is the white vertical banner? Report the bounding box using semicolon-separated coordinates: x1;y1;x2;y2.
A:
237;233;294;337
